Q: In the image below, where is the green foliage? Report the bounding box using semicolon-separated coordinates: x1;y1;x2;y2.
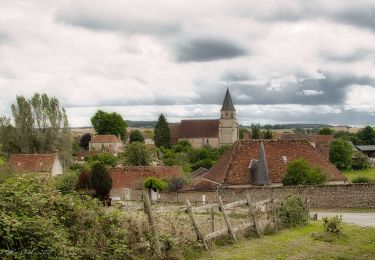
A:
251;127;260;139
75;170;92;191
263;129;273;139
143;129;154;139
191;159;214;171
282;159;327;186
0;175;129;259
79;133;91;150
91;110;127;138
323;215;343;233
357;126;375;145
329;139;353;170
129;129;144;143
351;176;370;183
86;152;118;167
123;142;150;166
277;195;309;228
143;177;168;191
0;116;19;154
53;170;80;193
239;128;250;139
154;114;171;148
352;151;370;170
318;127;335;135
91;163;112;201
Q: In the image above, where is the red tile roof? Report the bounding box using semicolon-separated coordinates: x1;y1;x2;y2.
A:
181;140;346;191
179;119;219;139
9;154;57;172
90;135;120;143
109;166;183;190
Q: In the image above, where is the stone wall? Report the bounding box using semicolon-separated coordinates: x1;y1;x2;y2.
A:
159;183;375;208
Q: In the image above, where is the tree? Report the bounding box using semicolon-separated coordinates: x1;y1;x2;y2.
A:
239;128;250;139
282;159;327;186
251;127;260;139
86;153;118;167
79;133;91;150
76;170;92;191
154;114;171;148
90;163;112;201
329;139;353;170
123;142;150;166
129;129;144;143
318;127;335;135
357;126;375;145
0;116;19;154
91;110;127;138
263;129;273;139
143;177;168;192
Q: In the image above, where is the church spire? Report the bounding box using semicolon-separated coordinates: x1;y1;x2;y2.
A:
221;87;235;112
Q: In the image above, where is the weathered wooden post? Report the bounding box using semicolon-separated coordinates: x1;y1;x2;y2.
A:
246;194;261;238
210;206;215;232
218;196;237;242
186;199;209;250
143;191;161;257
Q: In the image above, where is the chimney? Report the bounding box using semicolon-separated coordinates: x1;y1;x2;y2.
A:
250;142;271;185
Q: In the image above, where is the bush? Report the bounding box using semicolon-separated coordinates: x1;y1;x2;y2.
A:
323;215;343;233
282;159;327;186
329;139;353;170
75;170;92;191
167;177;187;192
53;170;80;193
129;130;144;143
277;195;309;228
352;151;370;170
91;163;112;201
123;142;150;166
86;153;118;167
351;176;370;183
0;175;129;258
144;177;168;192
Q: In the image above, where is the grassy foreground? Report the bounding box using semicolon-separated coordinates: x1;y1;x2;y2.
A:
190;222;375;260
344;168;375;182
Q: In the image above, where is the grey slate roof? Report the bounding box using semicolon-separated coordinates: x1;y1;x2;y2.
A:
356;145;375;152
221;88;236;111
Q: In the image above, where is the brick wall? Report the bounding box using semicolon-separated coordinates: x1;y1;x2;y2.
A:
159;183;375;208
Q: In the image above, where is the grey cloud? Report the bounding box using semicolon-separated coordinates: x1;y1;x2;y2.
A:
56;9;179;35
322;49;375;62
334;7;375;31
221;71;252;81
175;38;247;62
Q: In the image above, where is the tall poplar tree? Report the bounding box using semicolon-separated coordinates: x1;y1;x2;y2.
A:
154;114;171;148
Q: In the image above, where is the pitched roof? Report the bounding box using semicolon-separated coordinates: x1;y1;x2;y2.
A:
221;87;235;111
169;123;181;145
178;119;219;139
190;167;209;178
90;135;120;143
9;154;57;172
356;145;375;152
181;139;346;191
307;135;334;143
109;166;183;190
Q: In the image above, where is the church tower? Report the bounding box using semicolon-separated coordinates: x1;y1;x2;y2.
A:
219;88;239;146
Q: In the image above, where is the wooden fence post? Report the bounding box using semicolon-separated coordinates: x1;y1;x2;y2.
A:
186;199;209;250
210;206;215;232
143;191;162;257
245;194;261;238
218;196;237;242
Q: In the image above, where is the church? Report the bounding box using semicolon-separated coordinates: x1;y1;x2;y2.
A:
169;88;239;148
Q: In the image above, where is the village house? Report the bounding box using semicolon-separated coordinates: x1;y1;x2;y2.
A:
89;134;123;155
169;88;239;148
181;139;346;191
109;166;183;201
9;153;63;176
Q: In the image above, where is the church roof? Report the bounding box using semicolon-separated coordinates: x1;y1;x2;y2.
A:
179;119;219;138
221;88;236;111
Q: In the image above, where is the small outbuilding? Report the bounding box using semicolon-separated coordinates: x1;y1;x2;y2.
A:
9;153;63;176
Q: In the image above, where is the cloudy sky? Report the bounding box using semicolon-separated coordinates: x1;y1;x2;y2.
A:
1;0;375;126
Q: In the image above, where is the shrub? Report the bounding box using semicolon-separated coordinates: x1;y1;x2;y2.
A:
282;159;327;186
352;151;370;170
53;170;80;193
123;142;150;166
329;139;353;170
323;215;343;233
0;175;129;258
91;163;112;201
144;177;168;192
168;177;187;192
351;176;369;183
129;129;144;143
75;170;92;191
86;153;118;167
277;195;309;228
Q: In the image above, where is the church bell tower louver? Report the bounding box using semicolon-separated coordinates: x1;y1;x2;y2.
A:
219;87;239;146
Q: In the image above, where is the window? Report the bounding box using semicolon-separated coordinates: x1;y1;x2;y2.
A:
282;156;287;163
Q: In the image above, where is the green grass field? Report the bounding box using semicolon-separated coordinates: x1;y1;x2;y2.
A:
343;168;375;182
190;222;375;260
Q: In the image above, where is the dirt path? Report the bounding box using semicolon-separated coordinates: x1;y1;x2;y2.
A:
311;211;375;227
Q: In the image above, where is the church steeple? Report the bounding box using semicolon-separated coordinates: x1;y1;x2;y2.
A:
221;87;236;112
